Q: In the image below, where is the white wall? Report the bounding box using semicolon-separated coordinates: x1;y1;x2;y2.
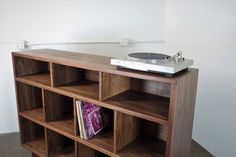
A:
1;0;236;156
164;0;236;156
0;0;165;132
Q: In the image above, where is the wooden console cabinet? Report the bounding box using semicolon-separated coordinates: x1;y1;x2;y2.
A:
12;49;198;157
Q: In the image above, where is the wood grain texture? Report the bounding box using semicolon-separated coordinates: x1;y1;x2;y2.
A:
23;138;47;157
44;90;73;122
100;73;130;100
73;99;80;137
47;120;75;137
20;108;45;123
57;80;99;100
131;78;171;98
44;90;75;135
17;73;51;86
52;63;99;86
77;143;96;157
16;82;43;112
117;137;166;157
13;56;49;77
52;63;83;87
77;142;110;157
105;90;169;125
20;117;45;143
114;111;141;153
20;117;47;157
167;69;199;157
12;50;199;157
46;129;75;156
12;49;177;84
0;132;214;157
141;119;168;142
31;153;40;157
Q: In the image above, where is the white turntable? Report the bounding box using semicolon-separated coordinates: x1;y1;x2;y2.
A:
110;52;193;75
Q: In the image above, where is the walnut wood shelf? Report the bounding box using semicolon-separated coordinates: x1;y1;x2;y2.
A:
23;138;47;157
13;49;199;157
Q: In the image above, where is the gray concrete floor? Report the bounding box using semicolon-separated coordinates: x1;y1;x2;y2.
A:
0;133;31;157
0;132;213;157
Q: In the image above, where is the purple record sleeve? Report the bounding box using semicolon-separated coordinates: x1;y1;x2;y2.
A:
81;102;104;139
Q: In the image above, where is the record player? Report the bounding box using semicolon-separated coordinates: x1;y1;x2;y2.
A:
110;51;193;75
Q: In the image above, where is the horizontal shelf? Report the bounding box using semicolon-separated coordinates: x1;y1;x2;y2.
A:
16;78;169;125
104;90;169;125
56;80;99;100
76;130;114;156
118;137;166;157
19;108;45;122
23;138;47;157
47;119;75;136
88;130;114;149
16;72;51;86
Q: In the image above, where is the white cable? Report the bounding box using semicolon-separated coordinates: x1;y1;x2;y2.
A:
0;40;165;50
27;40;165;46
27;41;119;46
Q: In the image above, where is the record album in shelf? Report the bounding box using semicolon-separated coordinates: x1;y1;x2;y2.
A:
76;100;104;140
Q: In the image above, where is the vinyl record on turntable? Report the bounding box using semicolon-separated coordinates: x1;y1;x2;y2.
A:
127;52;171;63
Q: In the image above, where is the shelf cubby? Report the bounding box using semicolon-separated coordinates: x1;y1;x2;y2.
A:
114;111;167;157
44;90;75;136
75;102;114;152
101;73;170;124
20;117;47;157
17;82;45;122
13;56;51;86
51;63;99;100
46;129;76;157
76;142;110;157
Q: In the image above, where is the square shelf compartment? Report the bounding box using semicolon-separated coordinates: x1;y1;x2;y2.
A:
13;56;51;86
77;142;110;157
44;90;75;136
20;117;47;156
114;112;167;157
17;82;44;122
101;73;170;124
46;129;76;157
75;101;114;153
52;64;99;100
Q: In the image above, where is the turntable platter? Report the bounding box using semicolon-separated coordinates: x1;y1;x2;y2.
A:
127;53;170;63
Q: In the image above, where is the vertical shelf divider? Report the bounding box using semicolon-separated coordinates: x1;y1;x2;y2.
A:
99;72;130;101
114;111;141;153
49;62;54;87
74;98;80;137
44;127;49;156
42;88;46;122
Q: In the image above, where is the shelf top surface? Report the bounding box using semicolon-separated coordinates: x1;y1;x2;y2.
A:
12;49;198;84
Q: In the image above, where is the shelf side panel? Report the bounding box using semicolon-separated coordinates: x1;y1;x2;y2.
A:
167;69;199;157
